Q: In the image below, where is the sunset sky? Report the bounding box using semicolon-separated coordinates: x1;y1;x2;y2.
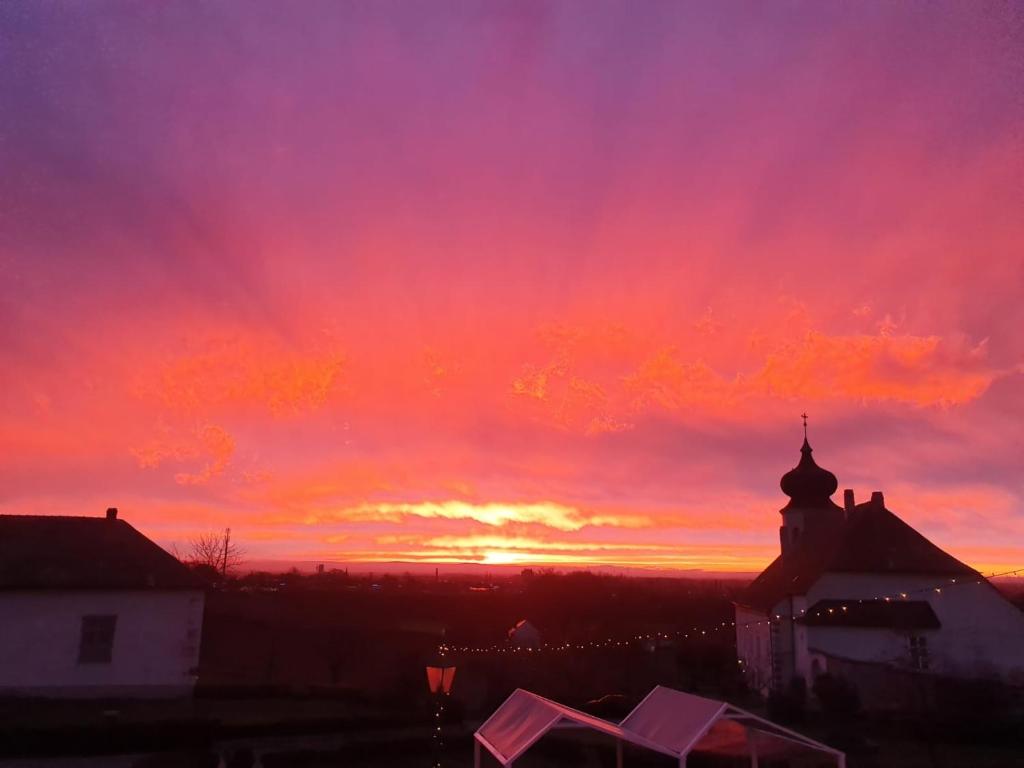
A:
2;2;1022;574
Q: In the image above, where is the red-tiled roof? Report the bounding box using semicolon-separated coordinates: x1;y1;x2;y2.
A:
799;599;940;630
0;514;204;590
736;501;977;613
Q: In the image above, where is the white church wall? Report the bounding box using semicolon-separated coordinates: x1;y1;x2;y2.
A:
806;625;918;670
735;605;772;695
756;595;809;686
807;572;1024;684
785;594;811;684
0;589;204;697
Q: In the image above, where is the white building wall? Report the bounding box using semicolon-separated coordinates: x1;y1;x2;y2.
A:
806;625;911;673
0;589;204;697
735;605;772;695
804;573;1024;685
785;594;810;686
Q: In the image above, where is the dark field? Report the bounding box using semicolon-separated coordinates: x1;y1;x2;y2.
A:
198;570;742;711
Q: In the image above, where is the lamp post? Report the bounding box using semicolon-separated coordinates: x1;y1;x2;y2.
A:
426;649;456;768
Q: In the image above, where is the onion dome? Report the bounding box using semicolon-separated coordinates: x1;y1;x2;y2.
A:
780;437;838;507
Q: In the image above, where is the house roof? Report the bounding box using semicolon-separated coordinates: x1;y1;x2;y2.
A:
736;499;977;613
779;438;839;511
509;619;539;635
799;599;941;630
0;514;204;590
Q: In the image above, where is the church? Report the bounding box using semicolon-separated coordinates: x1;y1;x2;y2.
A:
735;431;1024;708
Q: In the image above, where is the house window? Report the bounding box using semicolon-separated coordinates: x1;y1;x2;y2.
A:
909;635;929;671
78;615;117;664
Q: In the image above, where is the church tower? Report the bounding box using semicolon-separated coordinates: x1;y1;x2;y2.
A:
778;418;843;556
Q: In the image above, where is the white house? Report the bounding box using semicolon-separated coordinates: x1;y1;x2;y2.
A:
735;436;1024;707
0;508;205;698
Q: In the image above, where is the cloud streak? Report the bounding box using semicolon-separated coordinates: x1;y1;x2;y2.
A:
312;501;650;532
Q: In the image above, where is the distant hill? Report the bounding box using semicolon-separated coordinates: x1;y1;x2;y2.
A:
240;559;759;581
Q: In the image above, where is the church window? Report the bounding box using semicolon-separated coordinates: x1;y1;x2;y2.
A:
909;635;929;671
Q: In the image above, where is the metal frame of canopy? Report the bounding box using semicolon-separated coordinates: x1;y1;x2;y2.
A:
474;686;845;768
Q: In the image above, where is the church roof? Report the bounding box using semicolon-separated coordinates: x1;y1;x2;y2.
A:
0;513;204;590
779;437;839;511
736;498;977;613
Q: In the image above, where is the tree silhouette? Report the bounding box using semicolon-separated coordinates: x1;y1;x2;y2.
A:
187;528;244;577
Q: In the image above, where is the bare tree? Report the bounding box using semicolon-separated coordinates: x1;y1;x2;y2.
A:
187;528;244;577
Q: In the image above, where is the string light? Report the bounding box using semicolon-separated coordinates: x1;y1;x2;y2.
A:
434;566;1024;658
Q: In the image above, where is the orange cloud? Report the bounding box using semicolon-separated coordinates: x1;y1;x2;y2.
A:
751;331;996;406
513;324;1001;433
132;331;346;416
625;352;735;414
132;424;236;486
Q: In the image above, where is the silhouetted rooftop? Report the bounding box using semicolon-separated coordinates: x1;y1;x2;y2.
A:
736;500;977;613
779;438;840;511
0;514;204;590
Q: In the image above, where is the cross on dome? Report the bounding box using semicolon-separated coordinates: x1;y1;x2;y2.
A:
780;416;838;508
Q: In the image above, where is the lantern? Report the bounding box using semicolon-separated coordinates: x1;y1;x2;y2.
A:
426;663;456;695
427;655;456;768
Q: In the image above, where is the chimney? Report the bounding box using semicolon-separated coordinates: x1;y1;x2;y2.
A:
843;489;855;514
105;507;118;520
870;491;884;508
